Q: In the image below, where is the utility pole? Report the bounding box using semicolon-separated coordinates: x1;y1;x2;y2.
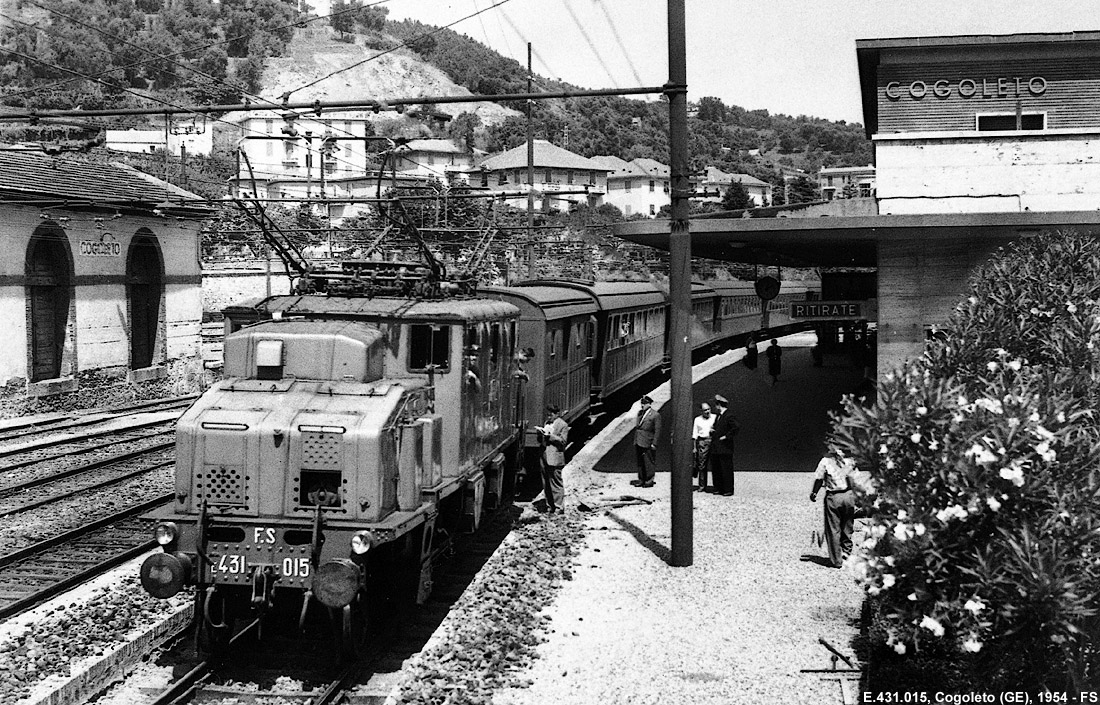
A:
667;0;692;567
525;42;535;280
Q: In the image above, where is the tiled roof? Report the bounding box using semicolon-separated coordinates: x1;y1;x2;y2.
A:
401;139;465;154
479;140;608;172
0;150;209;216
631;158;670;178
702;166;769;188
591;155;647;178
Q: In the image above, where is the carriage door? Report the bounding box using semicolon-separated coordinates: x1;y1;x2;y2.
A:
25;227;72;382
127;233;163;370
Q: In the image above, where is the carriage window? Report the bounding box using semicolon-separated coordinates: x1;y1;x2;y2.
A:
562;322;571;358
490;323;501;366
548;330;557;359
409;324;450;371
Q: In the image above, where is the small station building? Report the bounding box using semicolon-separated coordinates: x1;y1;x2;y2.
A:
0;151;210;415
616;30;1100;376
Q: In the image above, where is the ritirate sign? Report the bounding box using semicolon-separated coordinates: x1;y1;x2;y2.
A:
79;240;122;257
790;301;864;320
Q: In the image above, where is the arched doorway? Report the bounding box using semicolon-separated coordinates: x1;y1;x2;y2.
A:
127;232;163;370
25;226;73;382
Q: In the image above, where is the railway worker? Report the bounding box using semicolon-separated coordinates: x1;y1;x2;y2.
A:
538;404;569;514
708;394;740;496
631;395;661;488
809;447;857;568
765;338;783;385
692;402;716;491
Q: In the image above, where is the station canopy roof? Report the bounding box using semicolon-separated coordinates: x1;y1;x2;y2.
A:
613;210;1100;269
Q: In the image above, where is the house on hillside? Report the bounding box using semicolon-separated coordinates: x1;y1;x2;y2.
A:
696;166;772;207
477;140;608;212
392;139;477;184
819;165;876;200
105;122;213;157
0;150;210;412
592;155;671;217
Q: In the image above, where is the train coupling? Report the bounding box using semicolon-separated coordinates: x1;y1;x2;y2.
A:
251;565;276;610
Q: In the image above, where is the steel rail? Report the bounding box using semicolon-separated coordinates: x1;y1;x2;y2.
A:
0;417;179;460
0;399;190;447
0;439;174;494
0;494;172;569
148;619;261;705
0;458;173;519
0;429;174;473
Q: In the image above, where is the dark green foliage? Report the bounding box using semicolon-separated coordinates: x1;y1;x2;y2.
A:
785;175;820;204
831;231;1100;691
721;182;754;211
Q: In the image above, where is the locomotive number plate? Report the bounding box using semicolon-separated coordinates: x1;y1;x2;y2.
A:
213;554;311;579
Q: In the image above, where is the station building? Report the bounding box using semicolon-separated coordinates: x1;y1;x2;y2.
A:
0;151;211;415
616;30;1100;376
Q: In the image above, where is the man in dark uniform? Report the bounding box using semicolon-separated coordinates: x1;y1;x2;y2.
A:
708;394;740;495
631;395;661;488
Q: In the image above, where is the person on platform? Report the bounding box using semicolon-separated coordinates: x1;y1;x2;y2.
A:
809;447;857;568
631;395;661;488
692;402;716;491
744;338;758;370
537;404;569;514
765;338;783;385
708;394;740;496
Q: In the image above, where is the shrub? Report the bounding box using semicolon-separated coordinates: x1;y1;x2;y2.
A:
830;230;1100;690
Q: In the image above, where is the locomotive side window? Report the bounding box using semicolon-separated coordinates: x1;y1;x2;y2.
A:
409;324;450;371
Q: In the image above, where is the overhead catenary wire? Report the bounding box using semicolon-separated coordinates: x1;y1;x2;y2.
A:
561;1;619;88
590;0;647;94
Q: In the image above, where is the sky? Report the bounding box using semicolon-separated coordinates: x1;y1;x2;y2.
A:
378;0;1100;125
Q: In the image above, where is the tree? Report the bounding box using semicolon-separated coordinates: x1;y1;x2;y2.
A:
446;112;481;152
697;96;727;123
840;181;859;199
354;4;388;32
330;0;355;39
785;175;819;204
721;181;754;210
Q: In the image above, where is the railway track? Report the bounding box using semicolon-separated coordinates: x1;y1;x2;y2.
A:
0;395;193;446
0;495;171;620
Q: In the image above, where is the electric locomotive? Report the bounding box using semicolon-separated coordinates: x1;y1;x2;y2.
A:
140;259;524;655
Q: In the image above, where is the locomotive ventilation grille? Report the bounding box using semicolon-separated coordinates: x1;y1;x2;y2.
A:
197;464;248;507
301;430;343;469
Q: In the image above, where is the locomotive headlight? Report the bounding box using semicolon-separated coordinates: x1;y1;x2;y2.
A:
350;530;373;555
154;522;179;546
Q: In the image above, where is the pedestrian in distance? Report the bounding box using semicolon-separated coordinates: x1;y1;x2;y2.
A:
537;404;569;514
692;402;716;492
708;394;740;496
765;338;782;385
809;446;857;568
743;338;758;370
631;395;661;488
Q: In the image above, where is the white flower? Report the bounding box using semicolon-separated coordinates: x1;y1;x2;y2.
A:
893;523;911;541
964;598;986;614
1067;302;1078;314
881;574;896;589
897;509;908;521
975;398;1004;414
966;444;999;466
1007;417;1020;428
920;615;945;637
893;642;907;655
1035;441;1057;464
957;395;969;407
871;525;887;539
1008;359;1022;371
910;432;922;444
879;444;889;455
987;361;998;372
935;505;969;523
1057;412;1066;423
916;406;928;416
913;523;926;536
961;637;983;653
907;592;918;601
999;466;1025;487
1034;425;1056;440
886;460;895;470
986;496;1002;512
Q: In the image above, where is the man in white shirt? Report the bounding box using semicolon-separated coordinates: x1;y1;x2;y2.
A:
809;448;856;568
692;402;715;491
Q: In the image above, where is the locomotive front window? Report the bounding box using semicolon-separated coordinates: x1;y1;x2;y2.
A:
409;324;451;371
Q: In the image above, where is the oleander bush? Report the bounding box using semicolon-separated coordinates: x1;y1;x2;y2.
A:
830;230;1100;691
